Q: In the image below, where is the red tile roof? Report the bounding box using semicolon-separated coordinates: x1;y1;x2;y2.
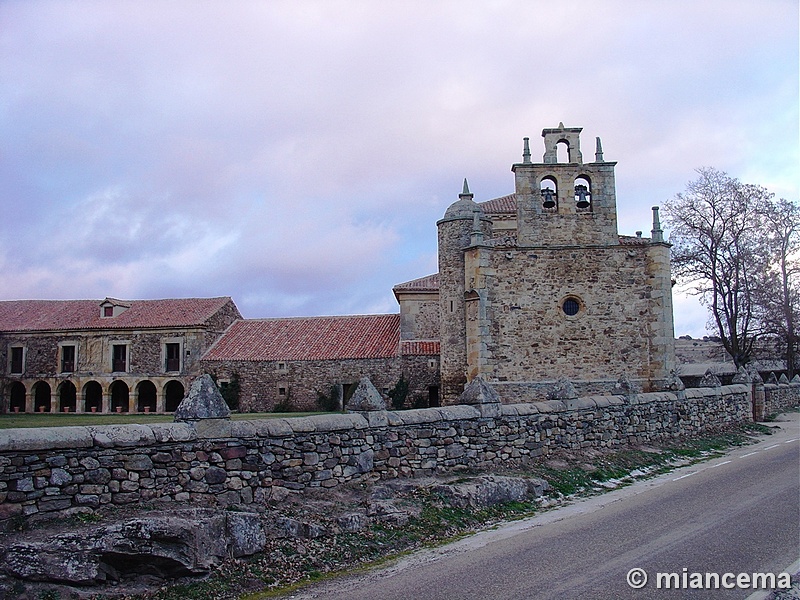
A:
393;273;439;293
480;193;517;214
400;340;440;356
0;297;235;332
203;314;403;361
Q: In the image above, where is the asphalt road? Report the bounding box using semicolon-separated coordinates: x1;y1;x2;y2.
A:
289;414;800;600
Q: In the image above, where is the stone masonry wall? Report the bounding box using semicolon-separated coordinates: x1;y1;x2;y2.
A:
480;244;671;391
763;383;800;417
203;355;439;413
2;383;795;520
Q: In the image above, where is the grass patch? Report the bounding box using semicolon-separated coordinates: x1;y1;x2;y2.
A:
0;412;332;429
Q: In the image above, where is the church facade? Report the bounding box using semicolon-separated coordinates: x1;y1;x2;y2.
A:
396;123;676;403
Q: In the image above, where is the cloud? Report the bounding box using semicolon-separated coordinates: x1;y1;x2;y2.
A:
0;0;796;334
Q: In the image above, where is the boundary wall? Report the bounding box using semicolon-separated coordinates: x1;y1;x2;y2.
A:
0;383;797;520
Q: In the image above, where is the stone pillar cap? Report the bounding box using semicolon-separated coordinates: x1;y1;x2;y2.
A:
345;377;386;412
459;376;501;405
174;374;231;422
547;377;578;401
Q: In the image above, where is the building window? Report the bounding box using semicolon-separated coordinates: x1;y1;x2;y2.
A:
112;344;127;372
562;297;581;316
277;362;287;371
165;343;181;372
103;305;113;317
10;347;23;374
61;345;75;373
278;387;287;396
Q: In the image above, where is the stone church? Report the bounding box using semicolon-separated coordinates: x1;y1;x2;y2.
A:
395;123;676;403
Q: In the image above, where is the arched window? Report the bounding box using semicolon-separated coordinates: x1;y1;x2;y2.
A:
137;380;157;413
83;381;103;413
33;381;52;412
164;380;185;412
574;176;592;211
110;380;129;413
540;176;558;210
9;382;26;412
58;380;77;413
556;141;569;163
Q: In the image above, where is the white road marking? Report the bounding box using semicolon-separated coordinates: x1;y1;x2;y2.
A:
672;472;696;481
709;460;731;468
739;451;759;458
762;444;780;450
784;438;798;444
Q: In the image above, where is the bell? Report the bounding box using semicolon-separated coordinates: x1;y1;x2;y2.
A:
541;188;556;209
574;184;590;209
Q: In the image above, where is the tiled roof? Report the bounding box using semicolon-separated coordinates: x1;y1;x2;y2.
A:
203;314;402;361
400;340;440;356
479;193;517;214
393;273;439;293
0;297;235;332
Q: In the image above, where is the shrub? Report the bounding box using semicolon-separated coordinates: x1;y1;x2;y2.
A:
387;376;409;410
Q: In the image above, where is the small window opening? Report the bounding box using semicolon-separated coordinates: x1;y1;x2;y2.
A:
61;345;75;373
562;297;581;316
112;344;127;372
277;362;286;371
103;305;113;317
556;141;569;163
278;387;287;396
165;343;180;372
11;348;22;373
10;347;23;374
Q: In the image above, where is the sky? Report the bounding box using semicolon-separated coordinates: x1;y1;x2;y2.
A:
1;0;797;338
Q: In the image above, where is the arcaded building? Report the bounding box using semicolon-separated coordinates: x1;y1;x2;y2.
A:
0;297;241;413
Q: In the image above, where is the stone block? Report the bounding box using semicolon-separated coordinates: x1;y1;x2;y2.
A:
0;426;93;452
89;425;157;448
532;400;566;413
150;423;197;443
306;413;368;431
230;420;257;438
395;408;442;425
195;419;233;439
253;418;293;437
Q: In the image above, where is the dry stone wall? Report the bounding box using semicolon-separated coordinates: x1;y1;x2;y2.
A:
0;383;797;520
204;355;438;413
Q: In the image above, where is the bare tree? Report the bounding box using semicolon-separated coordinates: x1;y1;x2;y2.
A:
663;168;773;368
755;198;800;377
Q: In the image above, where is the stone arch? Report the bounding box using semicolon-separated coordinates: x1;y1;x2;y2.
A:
83;381;103;413
556;140;570;163
58;380;77;413
574;175;592;211
110;380;129;413
32;381;52;412
136;380;157;413
164;380;185;412
9;382;26;412
539;176;558;210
